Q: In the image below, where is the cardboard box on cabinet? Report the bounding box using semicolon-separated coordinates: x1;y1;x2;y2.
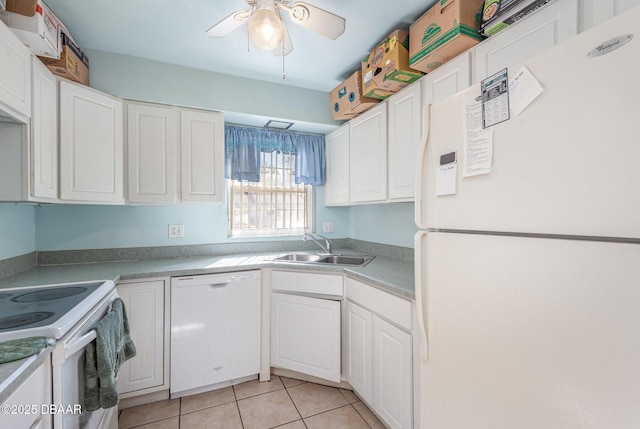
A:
409;0;484;73
361;29;423;100
480;0;558;36
329;71;380;120
38;32;89;85
5;0;37;16
0;0;59;58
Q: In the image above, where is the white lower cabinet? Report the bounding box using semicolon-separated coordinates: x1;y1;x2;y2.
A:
346;278;413;429
270;270;343;383
116;278;168;396
373;316;413;429
0;354;51;429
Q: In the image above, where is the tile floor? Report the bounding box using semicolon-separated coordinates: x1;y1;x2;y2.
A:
118;375;387;429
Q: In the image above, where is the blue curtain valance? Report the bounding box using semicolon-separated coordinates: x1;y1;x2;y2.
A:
225;124;325;185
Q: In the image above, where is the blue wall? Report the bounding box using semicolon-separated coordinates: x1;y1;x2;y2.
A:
1;52;416;258
0;205;36;259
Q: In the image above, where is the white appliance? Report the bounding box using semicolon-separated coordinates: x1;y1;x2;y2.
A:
415;7;640;429
0;280;119;429
170;271;261;397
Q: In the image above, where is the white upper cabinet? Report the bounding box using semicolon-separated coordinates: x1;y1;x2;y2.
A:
126;102;224;205
474;0;579;83
349;103;387;203
422;51;472;105
180;109;224;204
126;102;179;204
31;57;58;201
324;123;350;206
59;80;124;204
387;82;421;201
0;20;31;121
580;0;640;30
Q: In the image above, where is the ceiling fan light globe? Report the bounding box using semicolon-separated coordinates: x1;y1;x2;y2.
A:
248;8;284;51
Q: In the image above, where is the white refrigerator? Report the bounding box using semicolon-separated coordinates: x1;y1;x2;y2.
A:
415;6;640;428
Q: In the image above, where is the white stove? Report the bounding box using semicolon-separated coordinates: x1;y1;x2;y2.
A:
0;280;116;343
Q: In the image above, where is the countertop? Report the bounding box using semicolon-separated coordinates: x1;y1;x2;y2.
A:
0;249;415;299
0;248;414;403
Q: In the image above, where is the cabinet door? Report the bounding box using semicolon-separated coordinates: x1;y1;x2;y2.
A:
324;123;350;206
422;51;472;105
117;280;165;394
346;301;373;404
349;103;387;203
0;21;31;120
31;57;58;200
271;292;341;383
388;82;421;201
580;0;640;30
59;81;124;203
180;109;224;204
373;316;413;429
127;102;179;204
474;0;579;83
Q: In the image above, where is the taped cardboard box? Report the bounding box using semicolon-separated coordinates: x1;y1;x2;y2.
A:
329;71;379;120
39;32;89;85
480;0;558;36
0;0;59;58
409;0;485;73
6;0;37;16
361;29;423;100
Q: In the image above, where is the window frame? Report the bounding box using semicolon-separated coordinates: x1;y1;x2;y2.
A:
226;150;314;238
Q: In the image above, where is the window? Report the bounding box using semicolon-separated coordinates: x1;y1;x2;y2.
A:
228;150;313;237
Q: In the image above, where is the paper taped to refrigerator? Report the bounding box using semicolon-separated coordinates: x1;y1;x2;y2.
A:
508;66;544;115
464;101;494;177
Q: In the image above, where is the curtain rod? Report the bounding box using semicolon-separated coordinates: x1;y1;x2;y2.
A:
225;122;325;138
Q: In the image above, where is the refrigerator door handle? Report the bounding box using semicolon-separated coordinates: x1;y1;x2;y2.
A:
414;231;429;362
415;104;431;230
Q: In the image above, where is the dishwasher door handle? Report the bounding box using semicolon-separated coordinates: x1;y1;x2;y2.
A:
208;281;231;289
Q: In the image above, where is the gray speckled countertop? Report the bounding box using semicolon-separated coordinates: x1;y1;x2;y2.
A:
0;247;414;403
0;249;415;299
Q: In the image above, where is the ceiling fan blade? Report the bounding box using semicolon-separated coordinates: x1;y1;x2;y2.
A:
205;9;251;37
273;22;294;56
280;2;345;40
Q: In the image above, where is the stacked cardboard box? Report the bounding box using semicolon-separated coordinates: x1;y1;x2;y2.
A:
409;0;485;73
0;0;59;58
39;32;89;85
1;0;90;85
480;0;558;36
361;29;423;100
329;71;379;120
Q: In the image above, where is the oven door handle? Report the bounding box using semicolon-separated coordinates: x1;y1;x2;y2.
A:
65;330;96;360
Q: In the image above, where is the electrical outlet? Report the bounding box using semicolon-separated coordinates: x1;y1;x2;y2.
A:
322;221;334;233
168;224;184;238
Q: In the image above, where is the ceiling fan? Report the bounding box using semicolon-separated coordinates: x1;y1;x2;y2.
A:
205;0;346;57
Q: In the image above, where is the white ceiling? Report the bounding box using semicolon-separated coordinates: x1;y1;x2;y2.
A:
44;0;438;93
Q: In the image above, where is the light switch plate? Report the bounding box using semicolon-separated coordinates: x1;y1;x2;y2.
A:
322;221;334;233
169;224;184;238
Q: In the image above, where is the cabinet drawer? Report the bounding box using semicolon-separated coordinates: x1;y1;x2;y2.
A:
0;356;51;429
346;277;412;331
272;270;343;296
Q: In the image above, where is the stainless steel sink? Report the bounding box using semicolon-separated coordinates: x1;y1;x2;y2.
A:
273;253;324;262
272;253;374;266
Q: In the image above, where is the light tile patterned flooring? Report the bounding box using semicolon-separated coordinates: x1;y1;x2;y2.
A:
118;375;387;429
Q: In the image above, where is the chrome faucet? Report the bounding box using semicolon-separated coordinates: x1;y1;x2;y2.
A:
302;233;332;254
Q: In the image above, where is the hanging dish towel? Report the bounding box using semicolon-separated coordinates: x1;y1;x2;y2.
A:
0;336;54;364
84;298;136;411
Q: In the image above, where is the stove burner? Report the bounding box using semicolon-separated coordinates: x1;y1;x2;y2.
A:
0;312;55;330
11;287;88;303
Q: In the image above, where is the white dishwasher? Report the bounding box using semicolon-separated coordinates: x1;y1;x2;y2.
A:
170;270;261;397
